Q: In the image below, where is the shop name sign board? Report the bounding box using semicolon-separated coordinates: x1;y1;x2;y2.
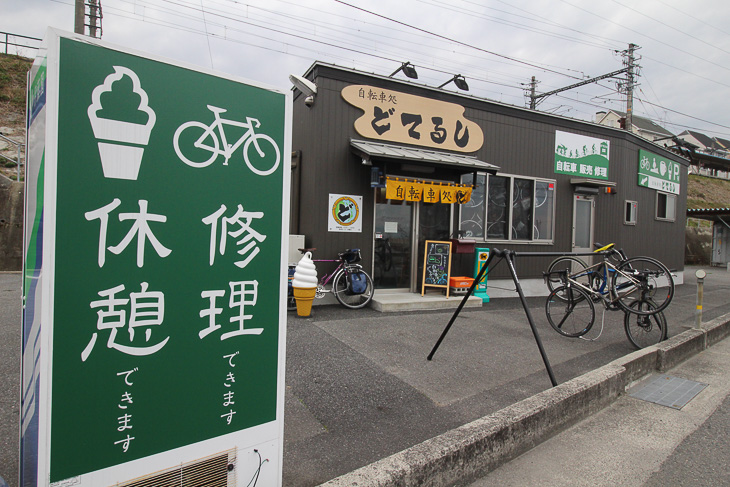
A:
554;130;610;180
342;85;484;153
386;177;472;204
638;149;681;194
21;30;290;486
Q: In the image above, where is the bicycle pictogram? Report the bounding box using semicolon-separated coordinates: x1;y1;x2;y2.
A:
173;105;281;176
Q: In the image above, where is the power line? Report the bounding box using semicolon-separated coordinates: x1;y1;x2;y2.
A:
610;0;730;56
559;0;730;75
419;0;620;51
334;0;584;79
71;0;730;137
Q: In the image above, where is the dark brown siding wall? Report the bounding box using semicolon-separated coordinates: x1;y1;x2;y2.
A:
291;76;376;273
291;64;688;279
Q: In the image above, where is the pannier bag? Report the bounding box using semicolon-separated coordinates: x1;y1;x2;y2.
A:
348;271;368;295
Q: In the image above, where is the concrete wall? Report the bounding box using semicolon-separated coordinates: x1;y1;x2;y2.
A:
0;176;23;271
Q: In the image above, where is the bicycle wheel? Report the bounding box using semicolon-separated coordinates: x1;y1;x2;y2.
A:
546;285;595;337
332;268;374;309
545;257;590;296
173;121;219;167
624;299;667;349
612;256;674;315
244;133;281;176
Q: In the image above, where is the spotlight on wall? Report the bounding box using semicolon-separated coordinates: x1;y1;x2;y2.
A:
438;74;469;91
289;74;318;107
389;61;418;79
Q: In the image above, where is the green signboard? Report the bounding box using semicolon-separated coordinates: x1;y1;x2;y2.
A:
554;130;610;180
638;149;681;194
23;30;290;486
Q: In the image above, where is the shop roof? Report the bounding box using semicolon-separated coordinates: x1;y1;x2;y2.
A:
351;139;500;173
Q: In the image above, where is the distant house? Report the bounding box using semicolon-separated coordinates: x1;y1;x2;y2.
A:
677;130;717;152
595;110;674;142
674;130;730;179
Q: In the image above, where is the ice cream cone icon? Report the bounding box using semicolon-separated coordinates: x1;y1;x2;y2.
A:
87;66;156;180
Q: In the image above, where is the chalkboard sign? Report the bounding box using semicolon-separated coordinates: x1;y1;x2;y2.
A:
422;240;452;297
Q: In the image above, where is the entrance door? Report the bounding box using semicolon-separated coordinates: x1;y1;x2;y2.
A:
374;191;413;289
374;189;452;291
572;194;595;260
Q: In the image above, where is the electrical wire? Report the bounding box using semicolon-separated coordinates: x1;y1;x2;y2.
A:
609;0;730;56
334;0;585;79
559;0;730;75
57;0;730;137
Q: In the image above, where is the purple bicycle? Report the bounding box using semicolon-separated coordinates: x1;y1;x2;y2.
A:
288;248;374;309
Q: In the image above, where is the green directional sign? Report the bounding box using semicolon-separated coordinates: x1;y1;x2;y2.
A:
23;31;289;485
638;149;681;194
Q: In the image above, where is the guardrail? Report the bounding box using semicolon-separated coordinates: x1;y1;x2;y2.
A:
0;133;25;181
1;32;42;55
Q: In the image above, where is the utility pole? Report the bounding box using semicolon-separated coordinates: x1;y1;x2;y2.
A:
74;0;103;38
624;43;640;133
528;76;537;110
74;0;85;34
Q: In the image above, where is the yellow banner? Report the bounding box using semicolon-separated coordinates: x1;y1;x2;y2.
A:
422;184;440;203
439;186;456;204
385;178;472;204
404;181;423;201
454;186;472;204
386;178;406;200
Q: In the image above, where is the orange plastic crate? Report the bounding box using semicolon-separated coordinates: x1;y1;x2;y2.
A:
449;276;474;288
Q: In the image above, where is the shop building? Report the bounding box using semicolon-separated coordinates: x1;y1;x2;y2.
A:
290;62;688;299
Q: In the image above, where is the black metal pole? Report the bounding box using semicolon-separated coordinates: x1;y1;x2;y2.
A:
427;250;498;361
503;250;558;387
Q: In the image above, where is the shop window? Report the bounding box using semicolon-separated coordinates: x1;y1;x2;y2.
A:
459;173;555;242
487;175;510;239
511;178;534;239
656;192;676;222
459;173;486;238
534;181;554;240
625;200;638;225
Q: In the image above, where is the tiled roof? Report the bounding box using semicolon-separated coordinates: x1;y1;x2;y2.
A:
608;110;673;137
679;130;716;149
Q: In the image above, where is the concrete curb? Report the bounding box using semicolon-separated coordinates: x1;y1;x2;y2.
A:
319;312;730;487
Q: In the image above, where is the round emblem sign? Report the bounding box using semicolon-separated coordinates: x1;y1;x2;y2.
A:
332;196;359;226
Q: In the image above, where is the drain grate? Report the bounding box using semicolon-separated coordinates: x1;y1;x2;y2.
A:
629;375;708;410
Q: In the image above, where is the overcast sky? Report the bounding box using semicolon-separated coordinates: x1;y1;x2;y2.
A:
4;0;730;138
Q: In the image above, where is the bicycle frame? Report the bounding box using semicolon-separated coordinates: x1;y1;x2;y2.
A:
311;258;346;296
199;106;261;165
555;255;652;310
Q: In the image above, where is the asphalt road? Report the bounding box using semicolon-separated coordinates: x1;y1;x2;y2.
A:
1;266;729;486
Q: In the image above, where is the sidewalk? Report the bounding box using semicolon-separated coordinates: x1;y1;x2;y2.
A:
470;335;730;486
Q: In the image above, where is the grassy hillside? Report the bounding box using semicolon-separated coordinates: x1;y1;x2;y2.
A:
0;53;32;179
0;53;32;125
687;174;730;209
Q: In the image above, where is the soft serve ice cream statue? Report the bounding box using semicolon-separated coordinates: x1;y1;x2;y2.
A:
292;252;318;316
